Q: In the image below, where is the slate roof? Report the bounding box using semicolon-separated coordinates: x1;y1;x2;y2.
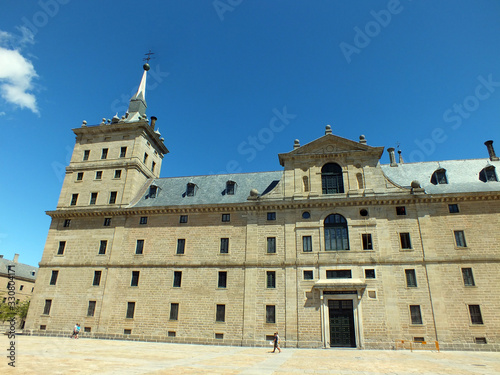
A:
132;171;283;208
381;158;500;194
0;258;38;281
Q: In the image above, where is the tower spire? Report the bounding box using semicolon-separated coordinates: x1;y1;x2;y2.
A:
125;52;154;122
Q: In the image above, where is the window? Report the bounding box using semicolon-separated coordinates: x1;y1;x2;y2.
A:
326;270;352;279
103;218;111;227
302;211;311;219
475;337;487;344
324;214;349;250
431;169;448;185
479;166;497;182
136;240;144;255
43;299;52;315
124;329;132;335
77;172;84;181
169;303;179;320
462;268;475;286
267;237;276;253
143;153;148;163
302;236;312;252
70;194;78;206
83;150;90;161
151;161;156;173
126;302;135;319
177;239;185;255
49;270;59;285
266;305;276;323
266;271;276;288
222;214;230;222
95;171;102;180
99;240;107;255
226;181;235;195
40;325;47;330
218;271;227;288
84;327;91;333
120;147;127;158
303;270;313;280
396;206;406;215
63;219;71;228
173;271;182;287
365;269;376;279
114;170;122;179
90;192;98;205
448;204;459;213
216;304;225;322
93;271;102;286
57;241;66;255
186;183;195;197
454;230;467;248
179;215;188;223
87;301;96;317
469;305;483;324
109;191;117;204
303;176;309;192
410;305;422;324
131;271;140;287
267;212;276;221
220;238;229;254
362;233;373;250
400;233;412;249
405;269;417;287
149;185;157;198
140;216;148;225
20;285;24;291
101;148;108;159
168;331;176;337
215;333;223;339
321;163;344;194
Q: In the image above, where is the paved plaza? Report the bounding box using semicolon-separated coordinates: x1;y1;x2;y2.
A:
1;336;500;374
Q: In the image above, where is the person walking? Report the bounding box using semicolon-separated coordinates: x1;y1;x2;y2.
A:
70;323;81;339
272;332;281;353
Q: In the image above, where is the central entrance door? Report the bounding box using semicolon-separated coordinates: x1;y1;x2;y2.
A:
328;299;355;347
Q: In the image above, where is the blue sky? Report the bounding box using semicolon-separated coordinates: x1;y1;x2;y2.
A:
1;0;499;267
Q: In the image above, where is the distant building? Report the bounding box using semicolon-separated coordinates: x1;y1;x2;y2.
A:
0;254;38;305
25;64;500;350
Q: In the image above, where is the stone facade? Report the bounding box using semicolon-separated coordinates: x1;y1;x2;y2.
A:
25;67;500;350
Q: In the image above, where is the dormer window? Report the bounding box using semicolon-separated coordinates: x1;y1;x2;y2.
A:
431;169;448;185
186;183;196;197
226;181;236;195
479;166;498;182
321;163;344;194
149;185;158;198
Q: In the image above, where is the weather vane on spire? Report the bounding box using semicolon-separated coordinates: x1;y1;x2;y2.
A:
142;50;155;71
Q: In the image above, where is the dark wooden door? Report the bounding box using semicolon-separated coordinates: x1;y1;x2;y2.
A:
328;299;355;347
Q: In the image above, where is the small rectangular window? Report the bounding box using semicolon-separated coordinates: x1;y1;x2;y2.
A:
131;271;140;287
103;218;111;227
87;301;96;317
109;191;117;204
410;305;422;324
151;161;156;173
469;305;483;324
266;271;276;288
266;305;276;323
396;206;406;215
267;212;276;221
124;329;132;335
114;170;122;179
226;181;235;195
43;299;52;315
170;303;179;320
84;327;91;333
220;238;229;254
40;325;47;330
414;337;425;342
136;239;144;255
216;304;225;322
173;271;182;287
365;269;376;279
120;147;127;158
462;268;475;286
218;271;227;288
302;236;312;252
186;184;195;197
101;148;108;159
99;240;107;255
63;219;71;228
215;333;224;339
362;233;373;250
176;239;185;255
405;269;417;287
93;271;102;286
267;237;276;254
400;233;412;249
90;192;98;205
222;214;230;222
448;204;459;213
303;270;313;280
140;216;148;225
49;270;59;285
77;172;84;181
57;241;66;255
179;215;188;223
83;150;90;161
70;194;78;206
126;302;135;319
326;270;352;279
143;153;148;163
95;171;102;180
168;331;176;337
454;230;467;248
475;337;487;344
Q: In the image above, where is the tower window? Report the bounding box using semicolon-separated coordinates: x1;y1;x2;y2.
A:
87;301;96;317
99;240;107;255
103;218;111;227
43;299;52;315
266;271;276;288
479;166;497;182
70;194;78;206
63;219;71;228
400;233;412;249
136;240;144;255
131;271;140;287
126;302;135;319
143;153;148;163
109;191;117;204
49;270;59;285
140;217;148;225
220;238;229;254
396;206;406;215
170;303;179;321
266;305;276;323
114;170;122;179
93;271;102;286
448;204;459;213
469;305;483;324
179;215;188;223
462;268;475;286
90;192;98;205
186;183;196;197
101;148;108;159
226;181;235;195
216;304;225;322
303;270;313;280
83;150;90;161
267;237;276;254
405;269;417;287
324;214;349;250
57;241;66;255
362;233;373;250
302;236;312;252
321;163;344;194
454;230;467;248
77;172;84;181
267;212;276;221
218;271;227;288
365;269;376;279
431;169;448;185
410;305;422;324
151;161;156;173
176;239;185;255
120;147;127;158
222;214;230;222
95;171;102;180
173;271;182;287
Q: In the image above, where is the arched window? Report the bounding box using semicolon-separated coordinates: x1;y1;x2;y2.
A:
226;181;236;195
430;169;448;185
321;163;344;194
324;214;349;250
479;166;498;182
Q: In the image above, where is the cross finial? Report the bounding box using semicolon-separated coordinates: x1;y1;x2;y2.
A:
143;50;155;63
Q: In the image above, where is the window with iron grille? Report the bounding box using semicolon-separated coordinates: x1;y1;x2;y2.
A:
362;233;373;250
267;237;276;253
140;216;148;225
218;271;227;288
177;239;185;255
169;303;179;320
469;305;483;324
405;269;417;287
43;299;52;315
220;238;229;254
454;230;467;248
266;305;276;323
266;271;276;288
126;302;135;319
462;268;475;286
136;240;144;255
326;270;352;279
267;212;276;221
448;204;459;213
303;270;313;280
410;305;422;324
400;233;412;249
222;214;230;222
87;301;96;317
216;304;225;322
302;236;312;252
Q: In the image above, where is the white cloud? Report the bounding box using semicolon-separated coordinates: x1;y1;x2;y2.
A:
0;112;5;116
0;29;39;114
